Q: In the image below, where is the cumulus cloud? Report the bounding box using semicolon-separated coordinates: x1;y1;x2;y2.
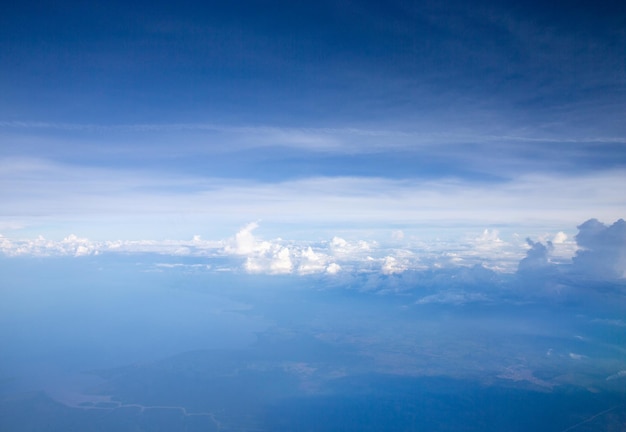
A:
225;222;268;255
382;256;407;275
226;224;348;275
552;231;567;244
509;218;626;299
222;224;421;275
326;262;341;274
440;228;528;272
226;223;292;274
514;238;577;298
517;239;554;274
329;236;374;256
572;219;626;279
476;229;502;244
4;219;625;289
298;247;327;275
0;223;366;276
244;249;294;275
270;247;293;274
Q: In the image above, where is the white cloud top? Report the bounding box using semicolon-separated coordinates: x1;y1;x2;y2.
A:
1;220;624;283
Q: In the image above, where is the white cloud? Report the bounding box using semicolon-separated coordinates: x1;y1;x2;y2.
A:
330;236;374;257
241;246;293;275
225;222;269;255
326;263;341;274
225;223;294;274
382;256;407;275
553;231;567;244
298;247;328;275
476;229;502;243
224;226;354;275
62;234;98;256
0;233;99;257
221;224;411;275
0;233;224;257
2;219;624;286
330;236;348;250
242;257;261;273
270;247;293;274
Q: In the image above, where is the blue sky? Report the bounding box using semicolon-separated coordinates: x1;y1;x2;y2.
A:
2;4;626;428
1;0;625;260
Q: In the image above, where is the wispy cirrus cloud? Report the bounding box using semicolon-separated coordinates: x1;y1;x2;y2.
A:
2;120;624;150
3;121;624;192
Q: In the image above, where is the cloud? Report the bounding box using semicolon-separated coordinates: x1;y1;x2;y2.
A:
382;256;407;275
3;121;624;156
270;247;293;274
517;239;554;274
326;263;341;274
226;223;293;274
462;228;521;270
0;234;100;257
552;231;567;244
0;234;224;257
244;247;293;275
226;224;345;275
508;219;626;301
476;229;502;244
591;318;626;327
298;247;327;275
2;158;625;242
225;222;269;255
415;291;489;305
3;219;625;299
572;219;626;279
606;370;626;381
329;236;374;257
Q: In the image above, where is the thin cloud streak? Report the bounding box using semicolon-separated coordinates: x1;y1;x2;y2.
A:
2;122;625;186
2;120;624;146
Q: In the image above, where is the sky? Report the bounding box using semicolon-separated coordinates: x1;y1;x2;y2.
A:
2;3;626;430
1;0;625;269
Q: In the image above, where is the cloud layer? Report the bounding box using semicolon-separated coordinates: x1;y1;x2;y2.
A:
1;158;625;242
3;219;623;286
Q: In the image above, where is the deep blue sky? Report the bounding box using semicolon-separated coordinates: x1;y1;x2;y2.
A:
1;0;625;240
2;0;625;127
